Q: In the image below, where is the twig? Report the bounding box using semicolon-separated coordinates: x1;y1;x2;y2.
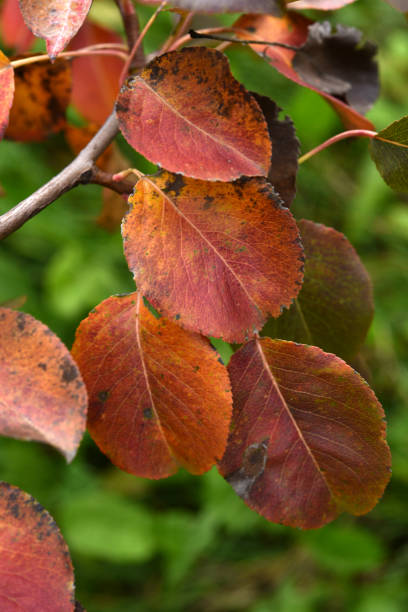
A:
114;0;145;70
298;129;377;165
11;46;128;69
89;167;136;194
188;29;301;51
0;113;120;240
120;1;168;85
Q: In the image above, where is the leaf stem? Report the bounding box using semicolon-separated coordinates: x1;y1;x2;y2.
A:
188;29;301;51
298;129;378;165
0;113;120;240
160;11;195;54
119;1;168;85
10;45;128;69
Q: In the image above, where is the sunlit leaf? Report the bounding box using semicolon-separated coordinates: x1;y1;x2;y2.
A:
236;13;376;130
0;0;35;53
116;47;272;181
19;0;93;59
369;116;408;193
263;219;374;362
69;20;124;125
219;338;391;529
0;482;75;610
287;0;357;9
253;93;299;206
72;292;232;479
122;171;304;342
138;0;285;13
0;308;87;461
6;57;71;142
0;51;14;140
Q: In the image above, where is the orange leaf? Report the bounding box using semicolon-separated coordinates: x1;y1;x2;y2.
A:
236;13;376;130
122;171;304;342
72;293;232;479
0;51;14;140
19;0;92;59
116;47;272;181
0;482;75;611
0;308;87;461
69;20;124;125
6;57;71;142
219;338;391;529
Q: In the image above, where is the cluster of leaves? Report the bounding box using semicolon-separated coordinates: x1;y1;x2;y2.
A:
0;0;407;608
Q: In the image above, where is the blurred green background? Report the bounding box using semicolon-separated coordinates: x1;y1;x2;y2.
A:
1;1;408;610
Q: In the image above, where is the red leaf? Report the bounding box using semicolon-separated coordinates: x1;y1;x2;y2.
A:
122;171;304;342
116;47;272;181
18;0;92;59
0;51;14;140
72;293;232;479
266;219;374;362
236;13;376;130
0;482;75;611
219;338;391;529
0;0;35;53
287;0;357;9
0;308;87;461
69;20;124;125
6;57;71;142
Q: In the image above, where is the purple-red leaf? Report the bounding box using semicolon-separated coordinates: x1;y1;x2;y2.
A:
6;57;71;142
18;0;92;59
219;338;391;529
0;308;87;461
0;51;14;140
122;171;304;342
265;219;374;362
253;93;299;206
0;482;75;611
72;293;232;479
287;0;357;9
236;13;376;130
116;47;272;181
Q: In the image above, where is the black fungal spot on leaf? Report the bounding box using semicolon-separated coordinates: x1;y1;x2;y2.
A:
60;357;78;383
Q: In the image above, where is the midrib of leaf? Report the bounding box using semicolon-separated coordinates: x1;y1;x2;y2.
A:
141;176;262;315
140;79;267;174
294;298;313;345
134;292;175;460
255;337;332;497
375;135;408;149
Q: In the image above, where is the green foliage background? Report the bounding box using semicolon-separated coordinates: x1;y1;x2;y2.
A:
1;1;408;610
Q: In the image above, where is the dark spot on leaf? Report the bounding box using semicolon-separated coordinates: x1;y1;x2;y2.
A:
143;407;153;419
38;362;47;371
98;390;109;402
16;312;26;331
164;174;185;197
60;357;78;383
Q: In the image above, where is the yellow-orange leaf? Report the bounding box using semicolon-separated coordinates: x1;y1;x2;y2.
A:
122;171;304;342
0;51;14;140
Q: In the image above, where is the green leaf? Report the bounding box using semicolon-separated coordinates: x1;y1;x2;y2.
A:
369;115;408;193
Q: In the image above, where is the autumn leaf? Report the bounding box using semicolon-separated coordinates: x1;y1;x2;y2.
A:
252;93;299;207
19;0;93;59
0;308;87;461
6;57;71;142
0;482;75;611
235;13;376;130
292;22;378;114
287;0;357;9
0;0;35;53
218;338;391;529
369;115;408;193
263;219;374;362
138;0;285;13
72;292;232;479
122;171;304;342
69;20;124;125
0;51;14;140
116;47;272;181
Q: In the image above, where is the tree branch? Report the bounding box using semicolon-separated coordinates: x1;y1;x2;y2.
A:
0;112;120;240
